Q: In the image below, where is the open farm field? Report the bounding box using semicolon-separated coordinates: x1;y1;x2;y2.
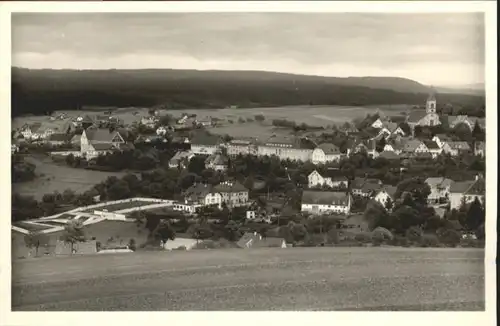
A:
11;247;485;311
12;155;128;200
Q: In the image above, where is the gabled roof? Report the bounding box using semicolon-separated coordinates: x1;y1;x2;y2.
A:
407;110;428;123
317;143;340;155
170;150;193;163
423;140;440;150
213;181;247;193
361;182;383;193
377;185;397;199
236;232;261;248
384;122;398;132
449;178;484;194
403;139;425;152
91;143;116;151
301;190;350;206
183;183;214;200
425;177;453;188
48;133;71;142
191;133;222;146
25;122;42;133
264;136;316;150
427;92;436;102
85;128;124;143
229;137;258;146
205;153;229;166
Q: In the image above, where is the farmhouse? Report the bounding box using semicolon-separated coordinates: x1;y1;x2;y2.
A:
423;140;442;158
301;190;352;215
351;177;383;197
226;137;259;156
311;143;342;164
257;136;315;162
432;134;453;149
140;116;158;128
373;185;397;209
402;139;429;156
449;176;485;210
213;181;249;208
204;153;229;171
80;128;126;159
21;122;56;140
347;139;377;158
425;177;453;205
179;183;223;211
406;91;441;129
308;170;349;189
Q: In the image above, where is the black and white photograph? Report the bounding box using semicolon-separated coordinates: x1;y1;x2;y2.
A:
1;0;496;321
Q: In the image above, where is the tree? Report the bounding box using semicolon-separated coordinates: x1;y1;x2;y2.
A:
188;222;213;243
465;197;485;230
107;180;131;200
364;200;390;230
376;137;386;153
62;189;76;204
63;220;86;252
65;153;75;166
254;114;265;122
384;197;393;211
153;220;176;246
405;225;423;242
395;177;431;207
287;221;308;244
24;231;47;256
224;220;241;241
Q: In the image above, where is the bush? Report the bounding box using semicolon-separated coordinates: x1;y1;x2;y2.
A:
405;226;423;242
254;114;265;122
436;228;461;247
354;232;372;243
419;234;441;248
388;235;409;247
173;245;187;251
128;238;137;251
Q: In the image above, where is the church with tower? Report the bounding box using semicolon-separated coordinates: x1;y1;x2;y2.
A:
406;89;442;130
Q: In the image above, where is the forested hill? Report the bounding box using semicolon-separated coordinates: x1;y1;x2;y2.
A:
11;68;485;117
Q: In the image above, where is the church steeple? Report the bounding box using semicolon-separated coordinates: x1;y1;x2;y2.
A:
426;87;437;114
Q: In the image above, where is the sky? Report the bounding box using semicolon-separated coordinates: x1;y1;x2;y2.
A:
11;13;485;87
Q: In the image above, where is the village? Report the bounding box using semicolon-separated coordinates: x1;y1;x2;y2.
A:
11;91;486;257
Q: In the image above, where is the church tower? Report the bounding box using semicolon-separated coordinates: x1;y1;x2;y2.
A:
426;88;437;114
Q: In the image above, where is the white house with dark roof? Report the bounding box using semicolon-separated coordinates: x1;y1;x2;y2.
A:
301;190;352;215
311;143;342;164
351;177;383;197
257;136;315;162
21;122;56;140
432;134;453;149
213;181;249;208
449;176;485;210
80;128;126;159
402;139;429;156
347;139;378;158
308;170;349;189
177;183;223;212
373;185;397;209
423;140;442;158
406;92;441;129
168;150;194;169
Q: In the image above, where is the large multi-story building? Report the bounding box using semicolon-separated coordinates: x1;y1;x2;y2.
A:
257;136;316;162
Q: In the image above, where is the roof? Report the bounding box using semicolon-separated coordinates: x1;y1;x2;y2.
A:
434;134;452;141
236;232;261;248
379;151;400;160
449;179;482;194
183;183;214;201
48;133;71;142
403;139;425;152
229;137;258;146
425;177;453;188
85;128;124;143
447;141;471;150
252;237;286;248
406;110;428;123
475;141;485;150
361;182;383;193
170;150;193;163
466;178;485;195
301;190;350;206
92;143;116;151
213;181;247;193
427;91;436;102
384;122;398;132
317;143;341;155
205;153;229;166
264;136;316;150
25;122;42;133
191;133;221;146
378;185;397;198
423;140;440;150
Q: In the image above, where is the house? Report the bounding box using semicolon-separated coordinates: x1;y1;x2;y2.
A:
371;118;384;129
195;118;213;127
432;134;453;149
75;115;95;129
257;136;316;162
179;183;223;211
135;133;166;144
311;143;342;164
21;122;56;140
425;177;453;205
423;140;442;158
80;128;126;159
236;232;287;249
46;133;72;146
383;142;404;155
227;137;259;156
447;115;485;131
442;141;471;156
168;150;194;169
308;170;349;189
347;139;378;158
373;185;397;209
140;116;158;128
71;134;82;147
351;177;383;197
338;124;359;135
190;133;222;155
449;176;485;210
301;190;352;215
156;126;169;136
474;141;485;157
402;139;429;156
372;122;405;140
406;91;441;130
204;153;229;171
213;181;249;208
